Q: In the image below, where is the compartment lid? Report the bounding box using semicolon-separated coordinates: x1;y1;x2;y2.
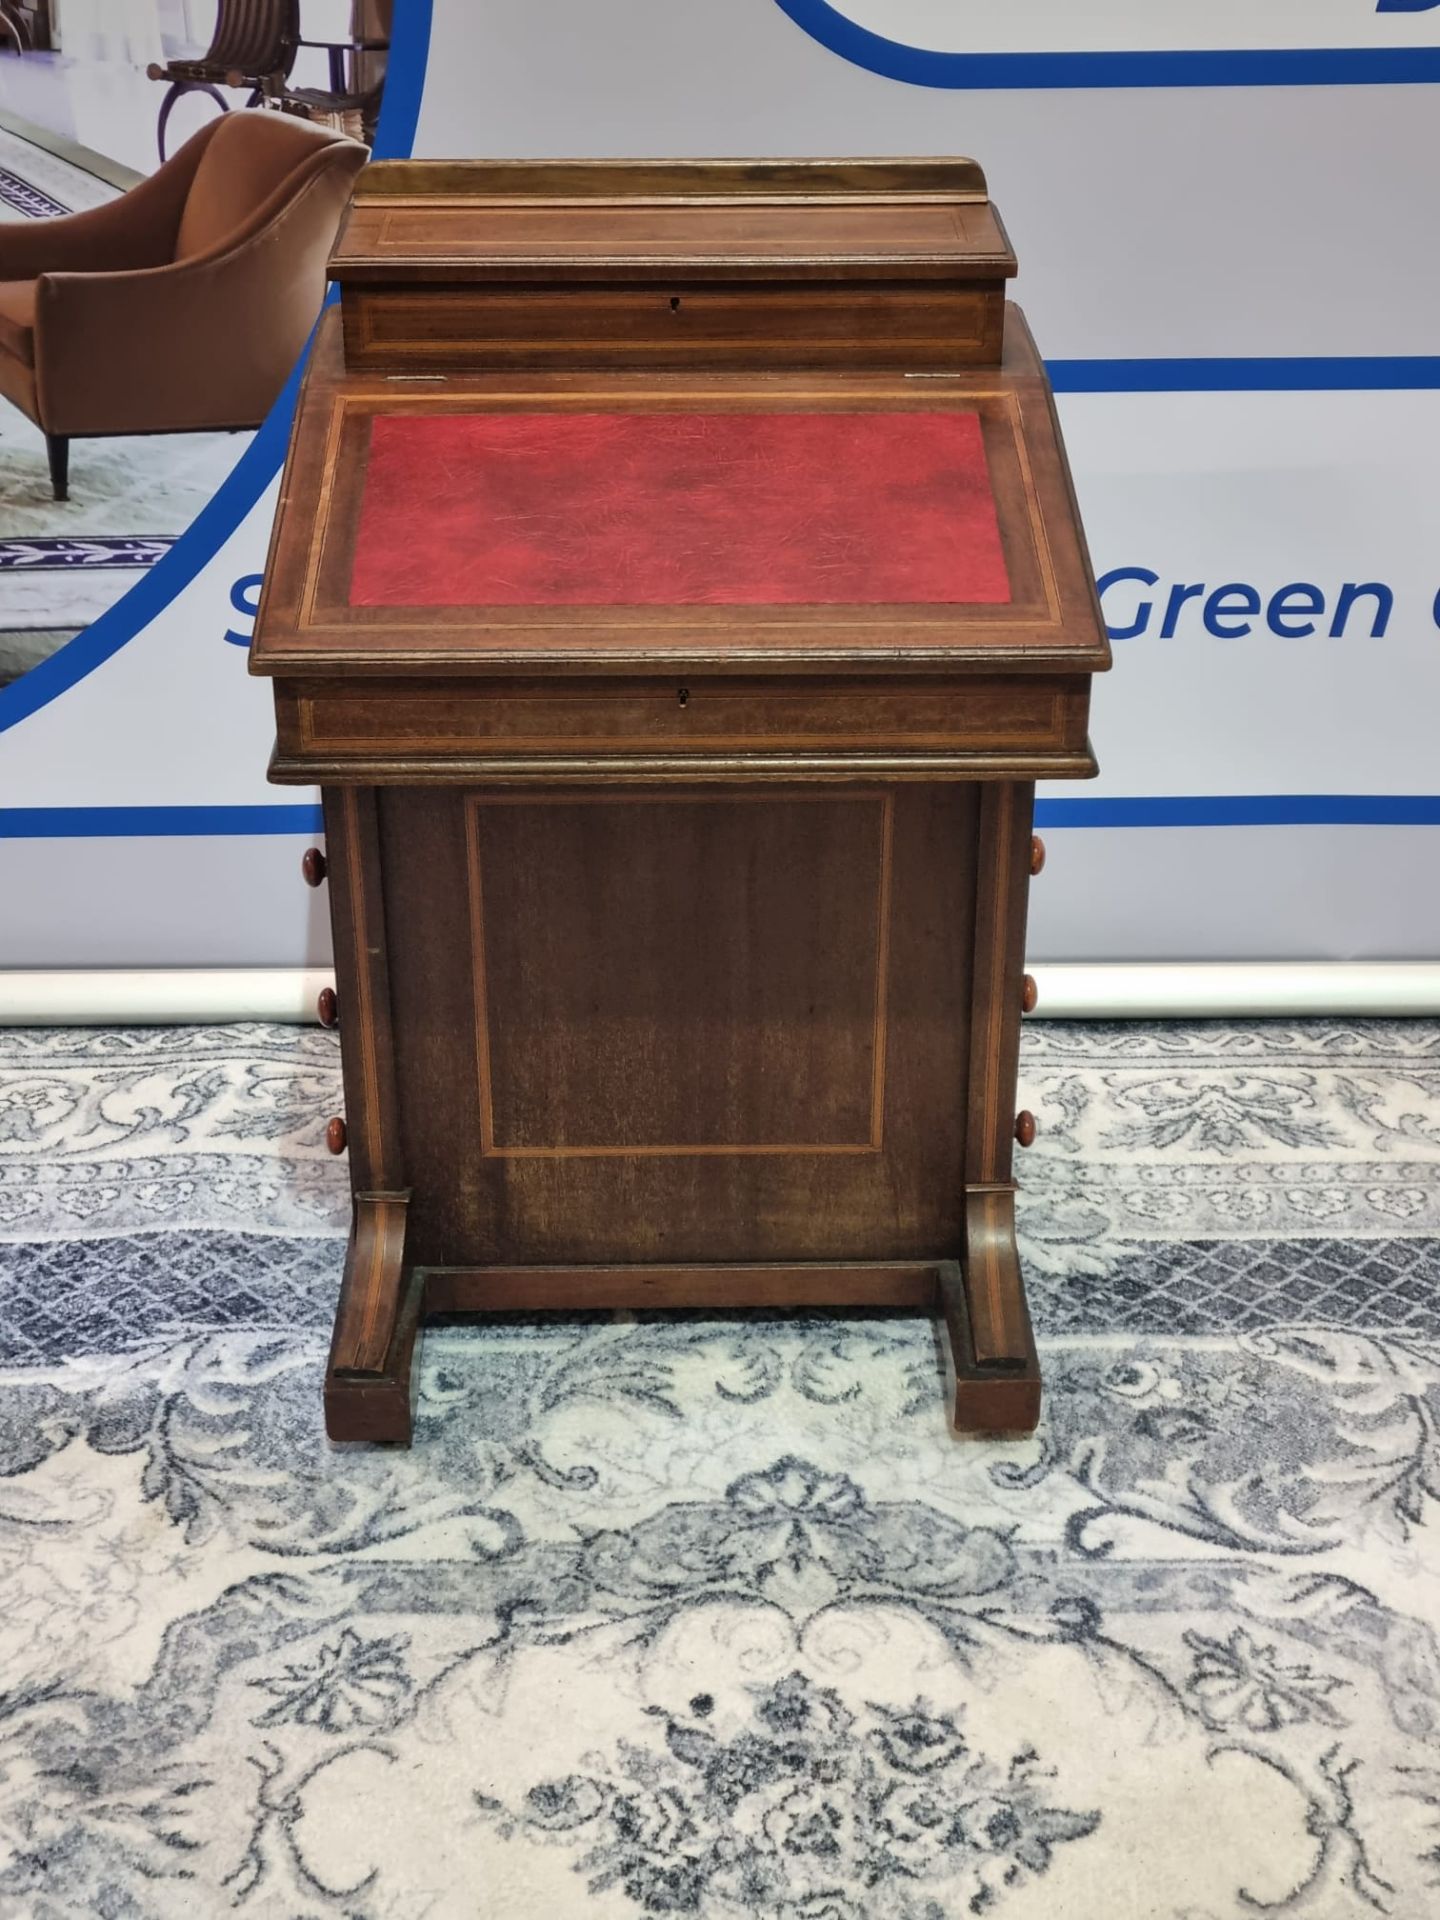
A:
329;157;1018;287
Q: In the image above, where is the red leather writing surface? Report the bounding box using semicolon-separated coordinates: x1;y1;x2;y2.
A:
348;410;1010;608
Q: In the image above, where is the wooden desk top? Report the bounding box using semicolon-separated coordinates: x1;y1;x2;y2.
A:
329;157;1017;285
252;306;1109;680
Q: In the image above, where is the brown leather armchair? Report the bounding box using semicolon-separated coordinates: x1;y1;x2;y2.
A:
0;111;366;499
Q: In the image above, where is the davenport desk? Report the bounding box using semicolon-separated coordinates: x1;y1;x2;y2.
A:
250;158;1110;1445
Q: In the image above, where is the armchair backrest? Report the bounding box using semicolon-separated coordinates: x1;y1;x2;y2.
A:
207;0;299;74
175;111;364;262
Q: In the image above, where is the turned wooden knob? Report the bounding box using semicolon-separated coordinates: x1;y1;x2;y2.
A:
1030;834;1046;877
317;987;339;1029
325;1116;348;1154
1021;973;1039;1015
301;847;327;888
1014;1110;1037;1148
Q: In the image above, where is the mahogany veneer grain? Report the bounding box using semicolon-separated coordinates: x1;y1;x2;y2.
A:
252;155;1107;1443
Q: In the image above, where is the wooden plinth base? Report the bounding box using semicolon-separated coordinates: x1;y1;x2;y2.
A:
324;1195;1041;1446
325;1268;424;1445
940;1264;1041;1435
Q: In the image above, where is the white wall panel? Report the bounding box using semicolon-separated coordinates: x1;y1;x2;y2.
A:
2;0;1436;973
1058;389;1440;800
416;1;1440;358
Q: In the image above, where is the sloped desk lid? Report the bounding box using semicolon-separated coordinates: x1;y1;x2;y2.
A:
251;307;1109;678
328;157;1018;286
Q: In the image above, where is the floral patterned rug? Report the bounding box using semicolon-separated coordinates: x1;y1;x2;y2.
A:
1;1019;1438;1919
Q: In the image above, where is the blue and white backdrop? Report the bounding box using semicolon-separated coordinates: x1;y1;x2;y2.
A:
2;0;1438;972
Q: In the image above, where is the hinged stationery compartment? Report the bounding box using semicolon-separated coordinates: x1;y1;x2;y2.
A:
330;157;1017;373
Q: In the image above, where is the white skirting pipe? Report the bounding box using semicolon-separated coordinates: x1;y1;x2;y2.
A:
0;963;1437;1026
1033;962;1440;1019
0;969;336;1026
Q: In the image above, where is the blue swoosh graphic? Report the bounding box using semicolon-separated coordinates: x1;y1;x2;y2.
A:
4;796;1438;838
5;17;1438;840
772;0;1440;87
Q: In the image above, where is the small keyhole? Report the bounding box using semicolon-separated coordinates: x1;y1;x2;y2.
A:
677;687;690;707
669;295;682;313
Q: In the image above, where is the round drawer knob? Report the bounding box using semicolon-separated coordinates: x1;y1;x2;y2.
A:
1014;1110;1037;1149
1030;835;1046;877
317;986;339;1029
1021;973;1039;1015
301;847;327;888
325;1116;348;1155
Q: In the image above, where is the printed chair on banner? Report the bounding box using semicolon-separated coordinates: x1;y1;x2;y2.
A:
0;4;30;55
147;0;391;163
146;0;298;164
0;113;366;502
265;14;391;149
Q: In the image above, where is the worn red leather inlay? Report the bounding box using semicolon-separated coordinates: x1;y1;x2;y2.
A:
348;410;1010;608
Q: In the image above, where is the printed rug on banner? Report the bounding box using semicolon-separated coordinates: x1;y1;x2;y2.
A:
0;1019;1438;1917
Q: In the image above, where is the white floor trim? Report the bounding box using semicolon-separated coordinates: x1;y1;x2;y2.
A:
1;963;1438;1025
1031;962;1440;1019
0;969;336;1026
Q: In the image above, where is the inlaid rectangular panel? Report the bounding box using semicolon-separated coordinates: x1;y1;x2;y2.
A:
378;783;978;1268
377;201;990;261
466;792;892;1154
348;410;1010;610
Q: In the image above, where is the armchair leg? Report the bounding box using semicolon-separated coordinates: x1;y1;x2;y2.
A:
0;4;30;54
45;433;69;503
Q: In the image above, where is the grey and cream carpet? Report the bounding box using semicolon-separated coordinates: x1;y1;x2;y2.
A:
0;1019;1438;1918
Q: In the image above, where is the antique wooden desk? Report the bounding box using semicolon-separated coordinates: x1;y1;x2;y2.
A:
250;158;1109;1445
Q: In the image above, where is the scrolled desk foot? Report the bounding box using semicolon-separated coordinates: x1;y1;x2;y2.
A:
325;1359;417;1446
950;1351;1041;1436
939;1197;1043;1435
942;1264;1041;1433
325;1194;420;1445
